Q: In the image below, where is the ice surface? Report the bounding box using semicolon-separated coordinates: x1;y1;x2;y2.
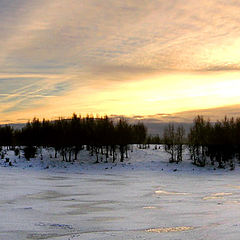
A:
1;146;240;239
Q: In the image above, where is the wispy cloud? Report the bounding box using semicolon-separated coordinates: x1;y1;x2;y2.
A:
1;0;240;121
0;75;72;114
3;0;240;75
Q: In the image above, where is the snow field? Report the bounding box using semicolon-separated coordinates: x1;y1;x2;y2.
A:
1;146;240;239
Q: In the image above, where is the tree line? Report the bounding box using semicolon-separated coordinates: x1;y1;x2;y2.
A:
163;115;240;169
1;114;240;169
0;114;147;163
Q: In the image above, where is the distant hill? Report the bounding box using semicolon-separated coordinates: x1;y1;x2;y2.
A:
111;104;240;135
2;123;25;130
4;103;240;136
142;121;192;136
3;119;191;136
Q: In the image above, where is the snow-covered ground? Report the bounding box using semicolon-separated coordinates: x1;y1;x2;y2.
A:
1;146;240;239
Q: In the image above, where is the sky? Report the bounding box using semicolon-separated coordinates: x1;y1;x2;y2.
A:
1;0;240;123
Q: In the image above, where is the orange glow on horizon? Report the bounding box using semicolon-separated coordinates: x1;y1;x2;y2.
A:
2;71;240;124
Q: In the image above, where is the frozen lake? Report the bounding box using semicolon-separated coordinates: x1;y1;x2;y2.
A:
1;165;240;240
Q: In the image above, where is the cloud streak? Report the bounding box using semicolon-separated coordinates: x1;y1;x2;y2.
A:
1;0;240;122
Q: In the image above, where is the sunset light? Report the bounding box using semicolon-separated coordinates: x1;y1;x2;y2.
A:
1;1;240;123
